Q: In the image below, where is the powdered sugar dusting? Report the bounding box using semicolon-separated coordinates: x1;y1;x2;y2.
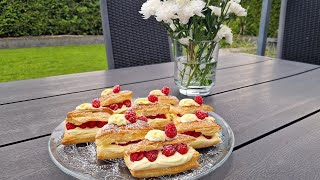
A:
49;112;234;180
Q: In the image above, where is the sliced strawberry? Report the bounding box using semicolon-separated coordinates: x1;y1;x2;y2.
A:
66;122;76;130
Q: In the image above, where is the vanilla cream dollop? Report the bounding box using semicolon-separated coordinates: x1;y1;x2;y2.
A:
108;114;129;126
134;98;153;105
149;90;165;96
179;99;200;107
180;114;199;122
145;130;166;142
76;103;95;110
125;148;195;171
101;88;113;96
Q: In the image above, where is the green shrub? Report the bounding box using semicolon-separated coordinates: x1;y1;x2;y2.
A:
0;0;280;38
0;0;102;37
228;0;281;38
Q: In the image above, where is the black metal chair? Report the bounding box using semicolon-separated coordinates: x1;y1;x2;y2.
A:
100;0;172;69
277;0;320;65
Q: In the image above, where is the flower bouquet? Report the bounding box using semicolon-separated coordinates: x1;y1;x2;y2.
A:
140;0;247;96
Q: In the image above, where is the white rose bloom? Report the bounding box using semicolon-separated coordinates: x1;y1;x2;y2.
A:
208;6;221;16
155;0;178;23
179;37;192;46
139;0;162;19
227;1;247;16
177;0;206;24
214;25;233;44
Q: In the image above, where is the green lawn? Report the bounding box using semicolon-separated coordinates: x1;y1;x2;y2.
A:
0;44;107;83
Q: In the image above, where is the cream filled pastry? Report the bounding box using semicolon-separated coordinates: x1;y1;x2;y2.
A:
95;111;153;160
61;107;113;145
124;124;200;178
173;110;222;149
98;85;133;114
170;96;214;116
148;86;179;106
131;95;173;130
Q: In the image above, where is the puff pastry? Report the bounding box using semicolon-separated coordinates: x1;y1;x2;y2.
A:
99;90;133;113
170;104;214;115
124;133;200;178
131;103;172;130
61;108;113;145
173;114;222;149
148;88;179;106
95;120;153;159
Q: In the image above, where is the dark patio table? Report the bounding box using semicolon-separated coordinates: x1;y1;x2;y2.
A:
1;53;320;180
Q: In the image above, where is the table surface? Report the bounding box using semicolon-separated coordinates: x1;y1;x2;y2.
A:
1;53;319;180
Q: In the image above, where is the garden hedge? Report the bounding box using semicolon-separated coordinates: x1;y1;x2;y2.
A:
0;0;102;37
0;0;280;38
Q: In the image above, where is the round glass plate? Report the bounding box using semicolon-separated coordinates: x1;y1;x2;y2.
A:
48;112;234;180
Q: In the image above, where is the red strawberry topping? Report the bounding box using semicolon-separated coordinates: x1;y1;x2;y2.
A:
92;98;101;108
194;96;203;105
145;150;158;162
183;131;202;138
125;110;137;123
161;86;170;96
66;122;76;130
176;143;188;154
203;135;212;139
148;94;158;103
137;116;148;122
130;152;145;162
156;114;166;119
108;103;119;110
79;122;88;129
195;110;207;120
165;123;177;138
88;121;96;128
97;121;107;128
123;100;131;107
113;85;121;93
117;102;123;108
162;145;176;157
193;131;202;137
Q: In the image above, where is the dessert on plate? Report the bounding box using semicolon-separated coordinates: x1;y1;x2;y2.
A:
148;86;179;106
61;103;113;145
95;110;152;159
170;96;214;116
132;94;172;130
124;124;200;178
173;110;222;149
98;85;133;114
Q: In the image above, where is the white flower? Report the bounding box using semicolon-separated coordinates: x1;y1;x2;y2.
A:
179;37;192;45
227;1;247;16
208;6;221;16
232;0;241;3
155;0;179;23
170;23;177;31
139;0;162;19
214;25;233;44
177;0;206;24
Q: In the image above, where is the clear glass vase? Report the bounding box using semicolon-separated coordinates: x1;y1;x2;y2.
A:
173;38;219;96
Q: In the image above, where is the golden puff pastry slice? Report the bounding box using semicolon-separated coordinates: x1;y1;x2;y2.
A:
131;102;172;130
148;88;179;106
99;88;133;114
95;117;153;160
170;97;214;115
124;128;200;178
173;113;222;149
61;108;113;145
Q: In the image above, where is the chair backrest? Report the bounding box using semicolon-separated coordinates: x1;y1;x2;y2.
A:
100;0;172;69
277;0;320;65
